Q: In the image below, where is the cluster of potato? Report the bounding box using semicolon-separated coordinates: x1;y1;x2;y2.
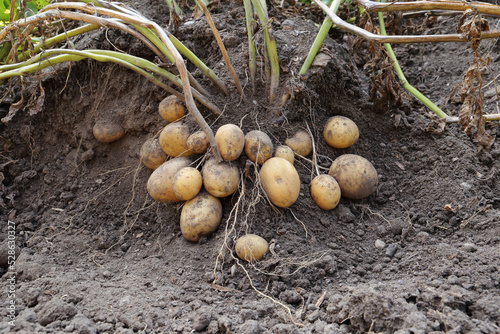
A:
311;116;378;210
139;95;378;263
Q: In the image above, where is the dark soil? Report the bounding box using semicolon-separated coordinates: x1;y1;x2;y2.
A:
1;1;499;333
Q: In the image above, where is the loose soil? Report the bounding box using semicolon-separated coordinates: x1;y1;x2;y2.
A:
1;1;499;333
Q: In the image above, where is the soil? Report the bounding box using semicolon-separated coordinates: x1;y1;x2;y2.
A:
1;0;500;333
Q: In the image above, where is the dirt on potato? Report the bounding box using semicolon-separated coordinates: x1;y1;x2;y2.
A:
1;0;499;333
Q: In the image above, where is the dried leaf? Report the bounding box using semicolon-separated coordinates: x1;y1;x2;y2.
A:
2;95;24;123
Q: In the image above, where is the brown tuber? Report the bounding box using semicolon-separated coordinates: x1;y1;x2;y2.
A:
140;138;168;170
328;154;378;199
93;122;125;143
159;95;186;122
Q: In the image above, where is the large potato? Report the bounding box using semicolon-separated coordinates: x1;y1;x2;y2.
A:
323;116;359;149
159;122;194;158
187;130;210;154
180;192;222;242
310;174;341;210
215;124;245;161
285;130;312;157
147;157;191;202
235;234;268;262
93;122;125;143
274;145;294;165
172;167;203;201
140;138;167;170
260;157;300;208
159;95;186;122
202;159;240;197
244;130;273;164
328;154;378;199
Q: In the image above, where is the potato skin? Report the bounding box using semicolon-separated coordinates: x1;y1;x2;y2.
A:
159;95;185;122
328;154;378;199
147;157;191;202
260;157;300;208
244;130;273;164
310;174;341;210
172;167;202;201
285;130;312;157
187;130;210;154
180;192;223;242
202;160;240;198
323;116;359;149
140;138;168;170
215;124;245;161
93;122;125;143
159;122;194;158
274;145;294;164
235;234;268;262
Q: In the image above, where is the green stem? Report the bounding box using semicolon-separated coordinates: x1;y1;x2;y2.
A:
251;0;279;103
18;24;99;62
300;0;343;75
243;0;256;95
377;3;447;118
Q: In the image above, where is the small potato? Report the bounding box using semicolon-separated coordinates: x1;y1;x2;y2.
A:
215;124;245;161
172;167;202;201
180;192;222;242
285;130;312;157
260;157;300;208
140;138;168;170
93;122;125;143
147;157;191;202
202;159;240;197
159;122;194;158
187;130;210;154
244;130;273;164
323;116;359;149
159;95;186;122
235;234;269;262
274;145;294;164
310;174;341;210
328;154;378;199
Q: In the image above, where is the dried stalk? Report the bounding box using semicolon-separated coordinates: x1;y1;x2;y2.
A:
195;0;244;98
357;0;500;16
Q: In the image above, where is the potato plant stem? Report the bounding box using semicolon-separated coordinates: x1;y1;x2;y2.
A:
312;0;500;43
195;0;244;98
243;0;256;95
377;4;447;119
18;24;99;62
299;0;343;75
251;0;280;103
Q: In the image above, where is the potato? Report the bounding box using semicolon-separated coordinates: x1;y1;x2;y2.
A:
159;95;186;122
187;130;210;154
172;167;203;201
215;124;245;161
274;145;294;164
140;138;168;170
180;192;222;242
328;154;378;199
323;116;359;149
159;122;194;157
244;130;273;164
235;234;268;262
310;174;341;210
147;157;191;202
260;157;300;208
285;130;312;157
93;122;125;143
202;159;240;197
